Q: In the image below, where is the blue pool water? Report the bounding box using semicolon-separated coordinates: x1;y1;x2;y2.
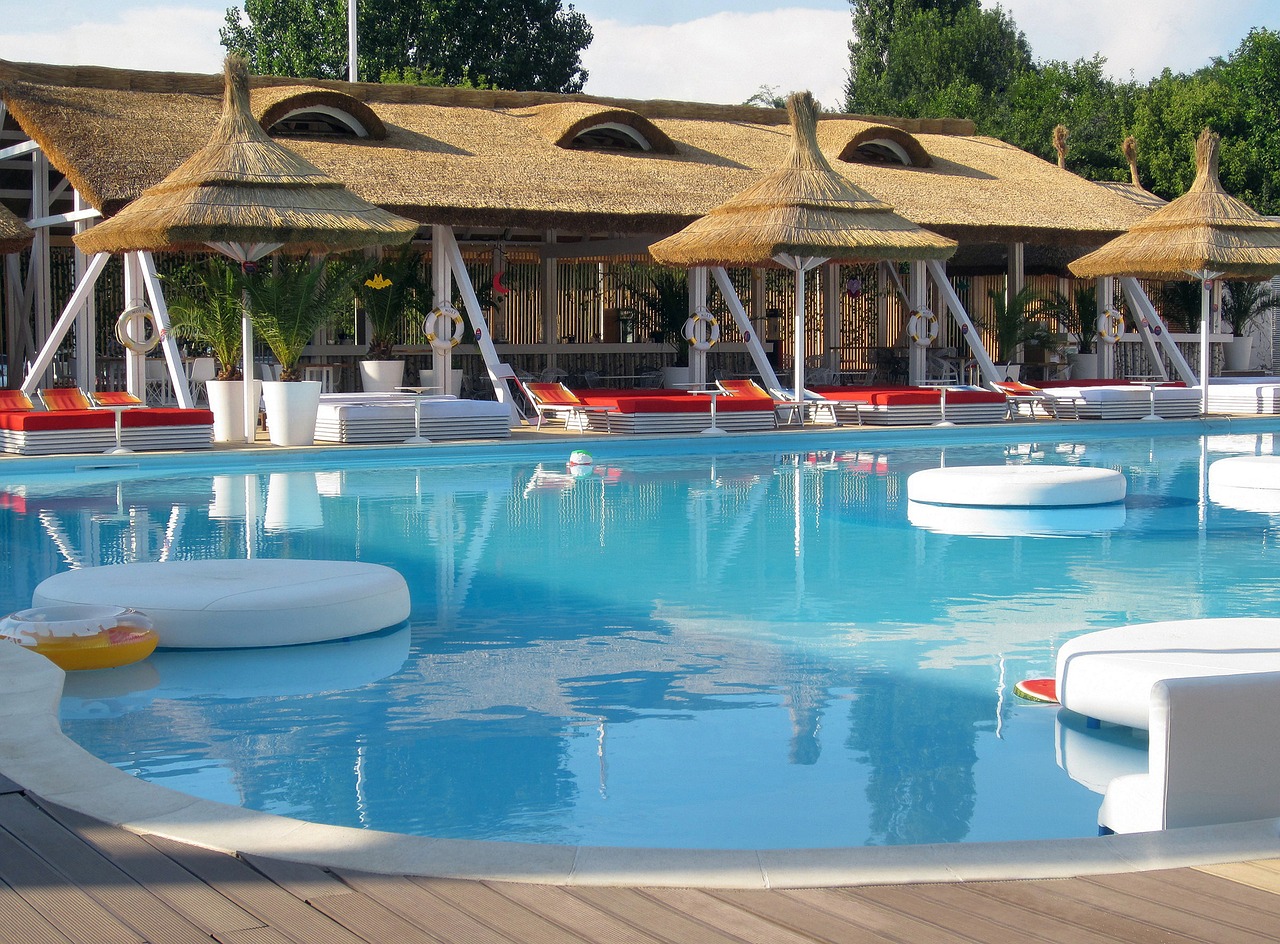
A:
4;424;1280;849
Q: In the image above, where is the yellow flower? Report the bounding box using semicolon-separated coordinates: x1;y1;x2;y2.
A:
365;274;393;290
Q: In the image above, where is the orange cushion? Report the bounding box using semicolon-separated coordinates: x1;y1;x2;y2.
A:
0;390;33;412
93;391;143;407
527;383;583;406
40;388;93;411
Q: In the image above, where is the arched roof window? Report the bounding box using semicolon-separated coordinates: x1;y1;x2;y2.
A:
527;104;678;155
820;121;931;168
256;89;387;140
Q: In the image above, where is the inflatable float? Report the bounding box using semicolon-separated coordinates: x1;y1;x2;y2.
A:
1013;677;1059;703
0;604;157;671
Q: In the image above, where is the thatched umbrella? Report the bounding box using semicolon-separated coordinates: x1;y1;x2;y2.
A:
0;204;34;256
650;91;955;398
1070;129;1280;413
74;55;418;439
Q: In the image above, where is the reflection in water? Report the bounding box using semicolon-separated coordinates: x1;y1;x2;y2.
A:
0;432;1276;847
907;501;1126;538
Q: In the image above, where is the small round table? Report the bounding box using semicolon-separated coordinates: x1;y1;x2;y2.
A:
679;385;729;436
395;386;439;444
101;404;135;454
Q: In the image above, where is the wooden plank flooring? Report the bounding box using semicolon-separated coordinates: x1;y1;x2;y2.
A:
3;781;1280;944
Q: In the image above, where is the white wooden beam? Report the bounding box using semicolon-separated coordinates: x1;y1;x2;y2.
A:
712;266;782;392
439;225;511;409
20;252;110;397
27;207;102;230
926;260;1000;385
140;251;195;408
0;140;40;161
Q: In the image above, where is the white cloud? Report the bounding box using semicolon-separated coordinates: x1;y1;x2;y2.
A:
1;7;225;75
997;0;1275;80
581;8;850;109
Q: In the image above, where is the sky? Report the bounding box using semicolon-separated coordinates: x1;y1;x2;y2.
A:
5;1;1280;111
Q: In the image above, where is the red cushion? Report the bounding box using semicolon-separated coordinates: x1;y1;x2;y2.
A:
0;408;213;431
576;392;772;413
811;385;1004;405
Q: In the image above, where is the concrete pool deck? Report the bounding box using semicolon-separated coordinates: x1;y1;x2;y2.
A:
4;640;1280;889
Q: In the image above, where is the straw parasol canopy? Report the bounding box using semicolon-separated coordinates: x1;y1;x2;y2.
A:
73;55;419;257
0;204;34;255
651;90;954;396
1069;129;1280;282
1070;129;1280;413
649;92;956;270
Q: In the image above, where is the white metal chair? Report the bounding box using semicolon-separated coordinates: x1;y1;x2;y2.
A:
186;357;217;404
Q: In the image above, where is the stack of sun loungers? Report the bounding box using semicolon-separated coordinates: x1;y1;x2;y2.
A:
0;388;213;455
1204;377;1280;415
1036;380;1201;419
810;385;1008;425
312;393;512;443
569;389;777;434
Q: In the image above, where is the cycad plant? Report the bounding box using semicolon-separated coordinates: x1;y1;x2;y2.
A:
987;286;1052;364
616;265;691;365
243;254;372;380
1222;280;1280;337
162;256;245;380
1044;283;1098;354
355;245;428;360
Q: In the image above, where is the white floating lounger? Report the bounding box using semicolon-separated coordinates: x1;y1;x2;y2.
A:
33;559;410;649
1209;455;1280;513
1056;618;1280;730
907;465;1127;507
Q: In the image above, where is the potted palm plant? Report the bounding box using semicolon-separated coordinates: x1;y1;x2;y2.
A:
242;253;371;445
163;257;263;442
355;245;427;392
1046;284;1100;379
986;286;1054;379
1221;280;1278;372
617;265;691;386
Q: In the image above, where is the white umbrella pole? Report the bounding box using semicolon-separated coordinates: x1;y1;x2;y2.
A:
793;266;806;399
1195;272;1222;415
243;299;255;443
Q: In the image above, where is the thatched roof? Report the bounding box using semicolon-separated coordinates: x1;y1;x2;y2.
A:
0;58;1158;250
649;92;955;267
1070;129;1280;281
0;202;32;254
71;57;417;256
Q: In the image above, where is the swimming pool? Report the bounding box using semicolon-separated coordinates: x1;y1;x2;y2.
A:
4;422;1279;850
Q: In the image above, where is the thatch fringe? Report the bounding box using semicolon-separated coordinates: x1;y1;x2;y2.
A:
0;203;33;254
1123;136;1141;187
1053;125;1068;170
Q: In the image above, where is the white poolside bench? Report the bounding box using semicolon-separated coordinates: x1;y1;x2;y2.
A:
1099;670;1280;833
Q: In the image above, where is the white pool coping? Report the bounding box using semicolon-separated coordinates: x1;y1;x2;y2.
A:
4;642;1280;888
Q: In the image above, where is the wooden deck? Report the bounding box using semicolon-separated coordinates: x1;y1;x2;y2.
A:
4;774;1280;944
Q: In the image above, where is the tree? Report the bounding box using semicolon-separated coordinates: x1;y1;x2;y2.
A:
845;0;1032;119
221;0;593;93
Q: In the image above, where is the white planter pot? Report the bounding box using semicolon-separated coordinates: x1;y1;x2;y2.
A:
261;380;322;447
418;367;463;398
1224;335;1254;371
662;366;691;388
1068;352;1100;380
359;359;405;392
205;379;263;443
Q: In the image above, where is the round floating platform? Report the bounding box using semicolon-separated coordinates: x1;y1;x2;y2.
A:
33;560;410;650
907;465;1126;508
907;501;1125;537
1209;455;1280;490
1055;617;1280;730
0;604;157;671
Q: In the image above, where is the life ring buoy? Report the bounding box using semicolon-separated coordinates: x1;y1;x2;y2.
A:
907;308;939;346
423;305;464;353
681;307;720;351
1097;308;1124;344
116;305;162;354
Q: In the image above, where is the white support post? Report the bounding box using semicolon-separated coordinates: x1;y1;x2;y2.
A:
431;224;454;396
27;149;53;387
1097;277;1115;379
20;252;110;397
72;191;96;391
689;266;708;387
876;262;893;346
541;229;558;365
438;226;511;410
908;261;927;385
823;263;840;372
712;266;783;392
926;260;1000;385
1119;277;1197;385
123;253;147;398
139;251;195;408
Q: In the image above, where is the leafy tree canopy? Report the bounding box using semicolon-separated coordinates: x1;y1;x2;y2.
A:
221;0;592;93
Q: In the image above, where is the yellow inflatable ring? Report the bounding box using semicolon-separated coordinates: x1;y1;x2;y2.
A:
0;604;157;671
424;305;464;352
116;305;162;354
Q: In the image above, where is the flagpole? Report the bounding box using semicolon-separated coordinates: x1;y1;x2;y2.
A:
348;0;358;83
